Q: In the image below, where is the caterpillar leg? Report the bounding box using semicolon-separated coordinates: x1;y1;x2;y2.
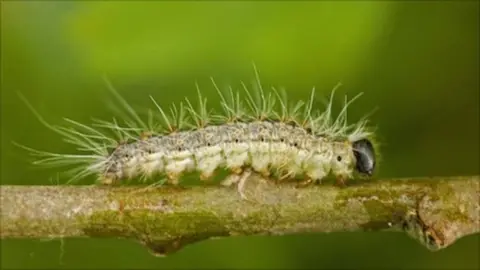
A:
231;166;243;175
296;168;329;188
200;170;216;182
200;171;216;182
99;173;119;186
335;175;347;187
166;172;180;185
295;177;313;188
256;167;278;185
221;168;252;200
221;174;240;187
198;157;222;182
140;131;153;141
100;177;115;185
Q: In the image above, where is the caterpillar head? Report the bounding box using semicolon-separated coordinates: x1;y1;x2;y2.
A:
330;138;377;179
351;138;376;176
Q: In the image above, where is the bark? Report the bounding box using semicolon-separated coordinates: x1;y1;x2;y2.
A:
1;175;479;256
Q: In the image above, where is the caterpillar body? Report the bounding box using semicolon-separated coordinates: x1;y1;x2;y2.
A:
18;67;379;198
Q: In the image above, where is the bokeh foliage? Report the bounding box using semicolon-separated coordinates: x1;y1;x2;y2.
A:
1;1;478;269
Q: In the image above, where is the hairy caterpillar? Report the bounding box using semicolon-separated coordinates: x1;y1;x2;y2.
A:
17;66;379;198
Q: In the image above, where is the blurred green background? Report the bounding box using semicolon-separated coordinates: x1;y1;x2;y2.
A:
1;1;479;269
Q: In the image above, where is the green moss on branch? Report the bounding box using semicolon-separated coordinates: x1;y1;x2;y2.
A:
1;175;479;256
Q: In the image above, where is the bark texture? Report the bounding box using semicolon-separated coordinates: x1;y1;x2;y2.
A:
1;175;479;256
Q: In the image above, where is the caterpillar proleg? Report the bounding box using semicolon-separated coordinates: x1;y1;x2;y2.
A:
17;66;379;198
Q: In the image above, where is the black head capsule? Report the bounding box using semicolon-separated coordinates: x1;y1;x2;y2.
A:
352;138;376;176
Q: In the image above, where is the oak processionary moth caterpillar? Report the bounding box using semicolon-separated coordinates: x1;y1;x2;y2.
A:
18;66;378;199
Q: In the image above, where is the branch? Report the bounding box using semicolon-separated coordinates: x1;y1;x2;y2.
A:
1;175;479;256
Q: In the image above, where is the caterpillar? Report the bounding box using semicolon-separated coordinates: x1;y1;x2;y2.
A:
17;66;379;198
